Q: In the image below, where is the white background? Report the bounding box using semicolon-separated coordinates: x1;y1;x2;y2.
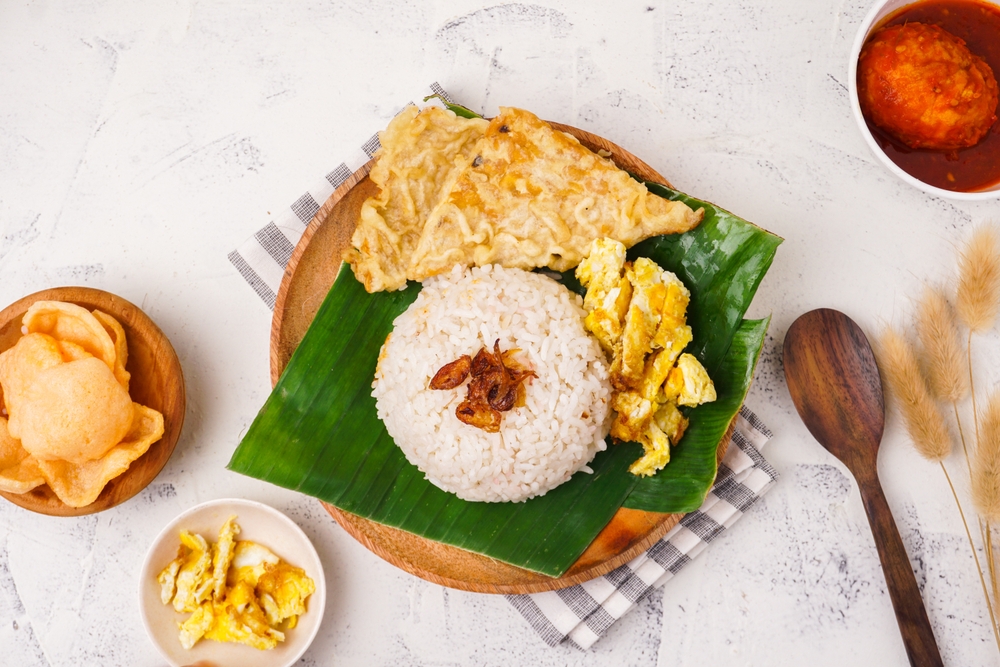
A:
2;0;999;665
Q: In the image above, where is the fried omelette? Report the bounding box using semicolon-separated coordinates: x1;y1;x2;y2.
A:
345;106;704;292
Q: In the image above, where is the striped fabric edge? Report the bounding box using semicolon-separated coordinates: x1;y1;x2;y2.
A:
505;404;778;650
227;82;454;309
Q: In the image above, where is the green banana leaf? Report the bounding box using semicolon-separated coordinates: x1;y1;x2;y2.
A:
229;231;778;576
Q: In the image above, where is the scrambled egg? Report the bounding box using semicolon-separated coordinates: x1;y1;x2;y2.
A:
157;516;316;651
576;238;717;476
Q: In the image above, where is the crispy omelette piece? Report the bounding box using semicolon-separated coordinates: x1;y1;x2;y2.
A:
345;106;704;292
345;106;489;293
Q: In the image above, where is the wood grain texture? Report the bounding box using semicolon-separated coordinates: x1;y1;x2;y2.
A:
783;309;943;667
782;308;884;467
271;121;732;594
0;286;186;517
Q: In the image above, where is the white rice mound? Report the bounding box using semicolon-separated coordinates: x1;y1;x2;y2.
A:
372;264;612;503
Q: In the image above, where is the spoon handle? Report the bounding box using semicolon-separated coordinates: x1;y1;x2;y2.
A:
857;471;944;667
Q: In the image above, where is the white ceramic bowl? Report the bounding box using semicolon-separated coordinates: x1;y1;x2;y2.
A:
139;498;326;667
848;0;1000;200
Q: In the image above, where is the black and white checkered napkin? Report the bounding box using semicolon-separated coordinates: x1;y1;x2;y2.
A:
227;83;779;650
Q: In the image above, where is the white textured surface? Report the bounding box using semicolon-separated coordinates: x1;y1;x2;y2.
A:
1;1;998;665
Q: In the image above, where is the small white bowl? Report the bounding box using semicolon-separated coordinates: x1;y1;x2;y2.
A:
848;0;1000;200
139;498;326;667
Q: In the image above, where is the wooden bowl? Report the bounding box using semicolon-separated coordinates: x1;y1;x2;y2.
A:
0;286;186;516
271;122;731;594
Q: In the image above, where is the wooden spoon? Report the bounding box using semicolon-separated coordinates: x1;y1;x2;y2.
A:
783;308;943;667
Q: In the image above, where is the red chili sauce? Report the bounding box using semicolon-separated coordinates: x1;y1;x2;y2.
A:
861;0;1000;192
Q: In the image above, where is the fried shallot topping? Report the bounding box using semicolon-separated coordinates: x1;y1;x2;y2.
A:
430;340;536;433
429;355;471;390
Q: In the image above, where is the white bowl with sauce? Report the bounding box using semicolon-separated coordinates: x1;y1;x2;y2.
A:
138;498;327;667
849;0;1000;200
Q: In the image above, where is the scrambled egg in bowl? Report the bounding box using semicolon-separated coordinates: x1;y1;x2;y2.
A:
140;499;325;667
158;516;316;650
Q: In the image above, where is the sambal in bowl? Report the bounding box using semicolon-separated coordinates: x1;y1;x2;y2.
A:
849;0;1000;199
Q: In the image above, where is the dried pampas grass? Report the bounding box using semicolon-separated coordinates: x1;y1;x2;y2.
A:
974;392;1000;648
957;224;1000;334
974;394;1000;523
875;220;1000;652
878;327;952;462
917;286;969;403
881;323;998;650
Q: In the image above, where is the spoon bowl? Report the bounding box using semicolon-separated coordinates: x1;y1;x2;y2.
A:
784;309;885;466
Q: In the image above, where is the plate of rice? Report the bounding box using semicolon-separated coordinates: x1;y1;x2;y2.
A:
255;120;762;593
374;263;611;504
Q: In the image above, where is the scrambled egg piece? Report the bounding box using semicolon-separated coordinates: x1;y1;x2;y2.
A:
257;563;315;627
673;353;717;407
576;238;631;353
228;540;280;586
157;516;316;651
576;238;716;476
202;583;284;651
345;106;703;292
170;531;213;613
210;516;239;600
178;603;215;650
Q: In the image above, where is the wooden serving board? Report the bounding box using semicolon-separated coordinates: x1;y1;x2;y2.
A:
0;286;186;517
270;122;730;594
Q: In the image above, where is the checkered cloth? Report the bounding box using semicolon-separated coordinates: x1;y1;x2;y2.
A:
227;83;779;650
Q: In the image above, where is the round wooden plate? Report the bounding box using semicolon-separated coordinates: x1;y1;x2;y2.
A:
271;122;731;594
0;286;186;516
